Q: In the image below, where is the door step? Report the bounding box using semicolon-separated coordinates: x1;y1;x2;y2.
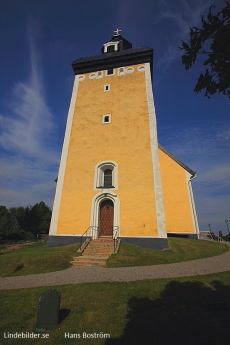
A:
71;238;117;267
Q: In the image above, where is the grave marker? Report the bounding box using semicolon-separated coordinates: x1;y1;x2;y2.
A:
34;289;60;331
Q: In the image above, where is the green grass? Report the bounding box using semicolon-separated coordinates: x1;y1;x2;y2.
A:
106;238;229;267
0;238;228;277
0;241;80;277
0;271;230;345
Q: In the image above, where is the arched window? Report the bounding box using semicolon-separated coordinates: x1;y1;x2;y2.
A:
104;169;113;187
94;161;118;190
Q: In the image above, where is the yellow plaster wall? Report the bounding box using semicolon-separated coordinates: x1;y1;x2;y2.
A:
56;64;158;236
158;148;195;233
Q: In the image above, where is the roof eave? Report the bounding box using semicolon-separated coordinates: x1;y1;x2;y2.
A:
71;48;153;75
158;143;196;176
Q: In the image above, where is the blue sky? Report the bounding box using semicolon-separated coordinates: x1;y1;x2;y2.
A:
0;0;229;235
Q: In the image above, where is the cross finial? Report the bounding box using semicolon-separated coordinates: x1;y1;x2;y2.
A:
114;28;122;35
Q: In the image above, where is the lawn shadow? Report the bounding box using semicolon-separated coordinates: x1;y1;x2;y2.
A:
3;264;24;277
58;308;71;324
106;280;230;345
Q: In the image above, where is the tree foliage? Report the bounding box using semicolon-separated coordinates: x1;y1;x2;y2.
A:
0;202;52;241
179;1;230;98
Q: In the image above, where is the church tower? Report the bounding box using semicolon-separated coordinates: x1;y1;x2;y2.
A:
48;30;199;249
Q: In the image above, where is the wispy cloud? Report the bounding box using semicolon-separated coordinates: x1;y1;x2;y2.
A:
0;18;59;207
155;0;213;80
0;18;57;162
0;156;56;207
159;123;230;159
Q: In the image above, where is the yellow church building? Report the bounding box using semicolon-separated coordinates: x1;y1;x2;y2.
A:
48;31;199;249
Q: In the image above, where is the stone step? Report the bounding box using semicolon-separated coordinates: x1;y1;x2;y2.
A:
82;252;112;256
83;247;113;251
71;255;109;267
72;255;109;261
71;261;106;267
85;246;114;250
71;238;117;266
89;240;114;246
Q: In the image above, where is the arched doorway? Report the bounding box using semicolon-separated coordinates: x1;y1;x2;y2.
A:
99;199;114;237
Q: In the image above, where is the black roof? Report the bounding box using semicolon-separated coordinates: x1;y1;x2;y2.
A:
72;46;153;75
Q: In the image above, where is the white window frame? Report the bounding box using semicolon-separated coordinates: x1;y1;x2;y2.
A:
104;84;110;92
89;73;96;79
78;75;85;81
102;114;111;124
106;68;114;76
94;160;118;190
118;67;125;76
126;67;134;74
103;42;119;53
96;71;103;79
137;65;145;72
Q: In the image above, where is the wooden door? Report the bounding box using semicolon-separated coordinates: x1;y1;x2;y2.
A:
99;200;114;236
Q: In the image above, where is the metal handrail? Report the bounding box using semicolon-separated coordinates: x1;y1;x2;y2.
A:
79;227;91;252
78;226;99;252
113;226;119;253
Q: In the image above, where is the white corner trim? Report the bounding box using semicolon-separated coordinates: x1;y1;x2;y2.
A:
185;171;200;237
145;63;167;238
49;75;79;235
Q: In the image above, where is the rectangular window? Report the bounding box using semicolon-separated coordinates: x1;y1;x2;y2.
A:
104;169;113;187
102;114;111;124
104;84;110;92
107;45;115;53
106;69;114;76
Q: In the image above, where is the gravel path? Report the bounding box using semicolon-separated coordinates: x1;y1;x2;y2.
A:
0;247;229;290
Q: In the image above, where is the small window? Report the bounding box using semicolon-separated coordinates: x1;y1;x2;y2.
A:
89;73;96;79
126;67;134;74
104;84;110;92
102;114;111;124
97;71;103;79
104;169;113;187
107;45;115;53
118;67;125;76
106;69;114;76
137;65;145;72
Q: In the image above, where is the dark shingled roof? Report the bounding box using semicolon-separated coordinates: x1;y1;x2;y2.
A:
158;144;196;177
72;46;152;64
71;46;153;75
